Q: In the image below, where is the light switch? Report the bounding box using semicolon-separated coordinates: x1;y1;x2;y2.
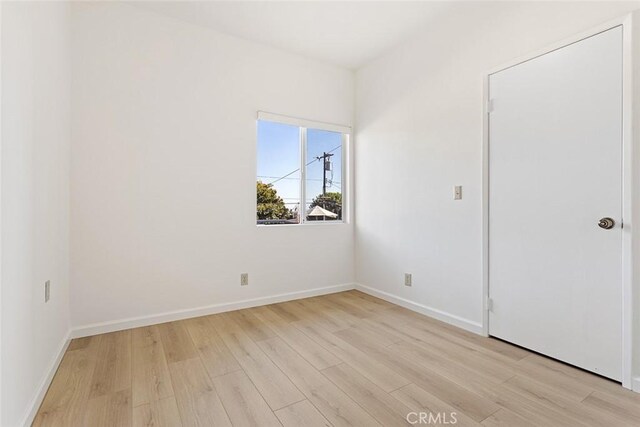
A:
454;186;462;200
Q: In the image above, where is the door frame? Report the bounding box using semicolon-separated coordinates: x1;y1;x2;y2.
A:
481;14;634;389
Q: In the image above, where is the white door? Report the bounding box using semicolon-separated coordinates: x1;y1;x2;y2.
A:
488;26;623;381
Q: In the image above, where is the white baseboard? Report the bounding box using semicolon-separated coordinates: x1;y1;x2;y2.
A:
21;330;71;427
72;283;356;338
632;376;640;393
355;283;484;335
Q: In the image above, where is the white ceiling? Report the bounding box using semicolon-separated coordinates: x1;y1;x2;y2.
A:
130;1;454;69
131;1;640;70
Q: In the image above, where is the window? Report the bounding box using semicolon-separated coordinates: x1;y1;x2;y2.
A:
256;113;348;225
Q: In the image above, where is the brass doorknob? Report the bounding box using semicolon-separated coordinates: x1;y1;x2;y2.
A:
598;217;615;230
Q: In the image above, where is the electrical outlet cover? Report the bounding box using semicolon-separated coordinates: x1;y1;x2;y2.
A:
404;273;412;286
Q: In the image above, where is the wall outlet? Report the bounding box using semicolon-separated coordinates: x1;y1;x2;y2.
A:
454;185;462;200
404;273;412;287
45;280;51;302
240;273;249;286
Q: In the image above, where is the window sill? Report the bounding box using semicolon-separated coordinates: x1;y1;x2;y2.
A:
256;221;348;228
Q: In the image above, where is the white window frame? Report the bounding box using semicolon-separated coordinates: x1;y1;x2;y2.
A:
257;111;350;226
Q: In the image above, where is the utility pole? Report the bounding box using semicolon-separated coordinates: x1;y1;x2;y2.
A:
316;152;334;196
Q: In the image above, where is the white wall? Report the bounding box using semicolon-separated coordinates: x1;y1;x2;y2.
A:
632;9;640;390
1;2;71;426
355;2;639;331
70;3;354;330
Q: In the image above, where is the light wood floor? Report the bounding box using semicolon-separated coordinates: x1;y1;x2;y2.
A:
33;290;640;426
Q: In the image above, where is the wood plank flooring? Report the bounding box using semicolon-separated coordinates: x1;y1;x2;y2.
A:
33;290;640;426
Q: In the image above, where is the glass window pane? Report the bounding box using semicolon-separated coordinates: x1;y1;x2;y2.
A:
305;128;343;222
256;120;300;225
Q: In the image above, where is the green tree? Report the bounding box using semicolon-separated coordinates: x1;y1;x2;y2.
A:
257;181;293;220
309;192;342;220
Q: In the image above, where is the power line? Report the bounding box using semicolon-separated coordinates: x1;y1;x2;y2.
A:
258;175;340;184
266;144;341;185
258;176;341;186
266;168;300;185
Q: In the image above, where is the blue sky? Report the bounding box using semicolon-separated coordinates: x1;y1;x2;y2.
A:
257;120;342;213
